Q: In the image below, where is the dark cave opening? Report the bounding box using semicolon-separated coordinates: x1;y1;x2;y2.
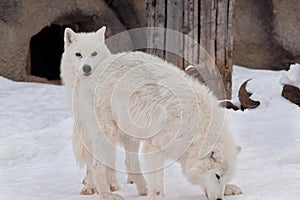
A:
29;24;65;80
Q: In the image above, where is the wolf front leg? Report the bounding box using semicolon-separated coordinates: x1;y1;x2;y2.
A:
90;128;123;200
72;127;97;195
91;162;124;200
121;134;147;195
82;166;121;195
81;166;97;195
106;166;121;192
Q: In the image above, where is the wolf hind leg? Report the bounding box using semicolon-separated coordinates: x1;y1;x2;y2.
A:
144;142;164;200
121;134;147;195
106;168;121;192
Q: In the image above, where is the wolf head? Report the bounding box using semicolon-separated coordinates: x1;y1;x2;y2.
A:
61;26;111;77
183;144;241;200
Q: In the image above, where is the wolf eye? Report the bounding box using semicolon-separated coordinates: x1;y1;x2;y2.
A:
91;51;97;56
75;52;82;57
215;174;220;180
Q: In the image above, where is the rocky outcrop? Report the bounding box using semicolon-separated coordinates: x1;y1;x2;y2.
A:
0;0;144;82
233;0;300;70
1;0;300;82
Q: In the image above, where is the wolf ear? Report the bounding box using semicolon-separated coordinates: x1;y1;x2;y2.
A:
96;26;106;41
64;28;76;47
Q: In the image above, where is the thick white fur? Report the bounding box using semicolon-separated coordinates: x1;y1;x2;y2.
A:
61;27;147;197
61;27;118;195
61;27;241;200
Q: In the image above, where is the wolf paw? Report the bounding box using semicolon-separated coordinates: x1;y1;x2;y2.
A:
127;176;134;184
128;174;147;195
224;184;243;196
148;190;163;200
110;182;121;192
80;185;97;195
137;185;147;196
100;192;124;200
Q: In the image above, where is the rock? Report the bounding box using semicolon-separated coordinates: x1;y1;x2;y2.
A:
281;84;300;107
219;101;240;111
0;0;136;82
233;0;300;70
238;79;260;111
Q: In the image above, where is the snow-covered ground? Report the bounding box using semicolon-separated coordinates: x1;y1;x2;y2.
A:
0;65;300;200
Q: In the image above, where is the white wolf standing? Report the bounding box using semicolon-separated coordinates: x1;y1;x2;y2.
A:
60;27;147;197
61;27;242;200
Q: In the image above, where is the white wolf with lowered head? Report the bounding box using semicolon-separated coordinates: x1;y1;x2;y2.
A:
61;27;243;200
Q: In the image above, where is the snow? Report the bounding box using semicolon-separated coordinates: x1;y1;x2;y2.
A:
280;64;300;88
1;65;300;200
228;65;300;199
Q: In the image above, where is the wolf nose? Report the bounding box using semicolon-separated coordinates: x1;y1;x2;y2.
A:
216;198;222;200
82;65;92;75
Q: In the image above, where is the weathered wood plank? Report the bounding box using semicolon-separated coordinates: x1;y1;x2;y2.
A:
215;0;228;98
183;0;190;67
165;0;184;68
193;0;199;65
225;0;236;99
146;0;166;58
146;0;235;99
183;0;196;68
214;0;235;99
198;0;217;97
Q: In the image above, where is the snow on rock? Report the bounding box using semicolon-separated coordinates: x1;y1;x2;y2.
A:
280;63;300;88
280;63;300;106
0;65;300;200
232;66;287;110
228;66;300;199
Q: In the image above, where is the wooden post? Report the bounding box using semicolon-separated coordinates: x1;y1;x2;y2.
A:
146;0;166;58
146;0;235;99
